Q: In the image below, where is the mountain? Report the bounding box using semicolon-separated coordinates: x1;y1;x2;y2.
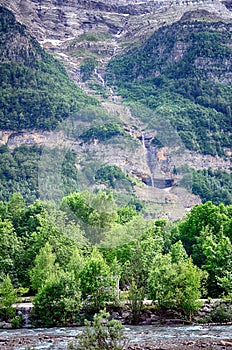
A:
0;0;231;216
107;20;232;157
0;6;96;131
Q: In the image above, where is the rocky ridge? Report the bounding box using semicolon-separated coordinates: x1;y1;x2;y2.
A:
1;0;231;57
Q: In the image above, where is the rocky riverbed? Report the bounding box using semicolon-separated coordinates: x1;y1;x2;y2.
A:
0;325;232;350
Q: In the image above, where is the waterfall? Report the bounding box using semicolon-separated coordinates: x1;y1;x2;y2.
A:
141;132;155;187
94;68;105;86
113;45;118;56
141;132;146;149
109;87;116;101
146;148;155;188
94;68;118;101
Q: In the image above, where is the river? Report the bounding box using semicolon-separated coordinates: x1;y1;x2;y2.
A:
0;325;232;349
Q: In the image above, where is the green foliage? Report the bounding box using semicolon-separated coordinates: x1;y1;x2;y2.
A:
70;106;119;124
0;190;231;325
33;271;81;327
0;218;22;283
80;248;116;309
95;165;133;190
148;243;203;319
0;7;97;131
190;168;232;205
116;206;137;225
70;31;111;44
202;230;232;297
0;275;17;320
80;58;97;81
170;240;188;263
177;202;232;297
0;196;85;287
0;145;83;203
67;248;85;283
63;191;118;244
80;123;125;143
70;310;128;350
102;224;164;324
207;302;232;323
11;314;24;328
128;279;144;325
178;201;232;261
0;145;41;203
29;242;58;291
178;166;232;205
106;20;232;156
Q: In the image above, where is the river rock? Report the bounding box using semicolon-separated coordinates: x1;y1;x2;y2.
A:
2;322;12;329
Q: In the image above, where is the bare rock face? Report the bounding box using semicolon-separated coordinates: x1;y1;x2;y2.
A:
1;0;231;83
1;0;231;48
0;0;230;96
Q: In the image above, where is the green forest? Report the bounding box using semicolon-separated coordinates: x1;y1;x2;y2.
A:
0;192;231;326
106;20;232;156
0;7;97;131
184;167;232;205
0;144;231;206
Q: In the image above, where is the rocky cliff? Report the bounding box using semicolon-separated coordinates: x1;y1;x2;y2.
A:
1;0;231;85
1;0;231;51
0;0;231;214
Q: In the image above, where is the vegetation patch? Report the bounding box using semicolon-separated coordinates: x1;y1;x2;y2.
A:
95;164;133;189
106;20;232;156
0;7;97;131
80;123;126;143
179;167;232;205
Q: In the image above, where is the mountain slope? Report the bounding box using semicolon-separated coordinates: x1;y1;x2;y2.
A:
0;2;231;212
106;20;232;157
0;6;96;131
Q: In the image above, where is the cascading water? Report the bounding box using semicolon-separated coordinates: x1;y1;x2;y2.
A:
15;303;33;328
146;148;155;188
139;129;174;189
141;132;146;149
140;131;156;187
94;68;105;86
94;68;118;101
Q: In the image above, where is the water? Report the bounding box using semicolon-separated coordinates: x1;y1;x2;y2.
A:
0;325;231;350
94;68;105;86
141;132;146;149
125;325;232;342
141;132;155;187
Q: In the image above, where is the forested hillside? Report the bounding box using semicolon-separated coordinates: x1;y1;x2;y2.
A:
0;7;97;130
186;167;232;205
107;20;232;157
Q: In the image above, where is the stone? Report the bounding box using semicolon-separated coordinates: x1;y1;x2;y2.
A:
2;322;12;329
220;340;232;346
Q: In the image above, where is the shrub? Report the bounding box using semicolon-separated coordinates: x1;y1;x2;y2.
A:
69;310;129;350
208;302;232;323
0;275;17;320
32;271;81;327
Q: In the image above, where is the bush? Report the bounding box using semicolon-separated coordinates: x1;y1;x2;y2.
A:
69;310;129;350
148;250;203;320
208;302;232;323
0;275;17;320
32;272;81;327
11;314;24;328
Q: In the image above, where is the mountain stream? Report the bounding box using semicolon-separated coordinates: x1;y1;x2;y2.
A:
0;325;231;349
